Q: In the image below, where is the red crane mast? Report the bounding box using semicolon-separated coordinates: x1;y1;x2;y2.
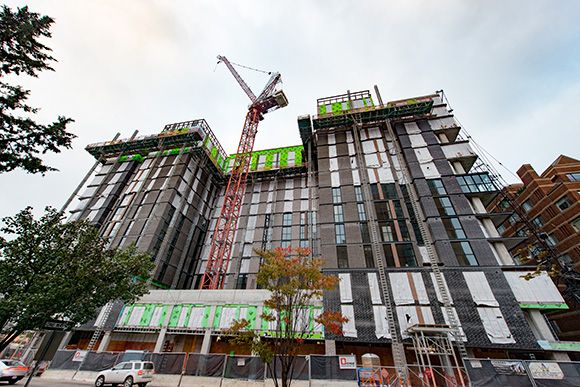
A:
201;56;288;290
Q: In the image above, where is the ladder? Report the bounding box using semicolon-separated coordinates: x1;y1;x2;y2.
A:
383;119;469;365
86;301;114;352
351;122;408;382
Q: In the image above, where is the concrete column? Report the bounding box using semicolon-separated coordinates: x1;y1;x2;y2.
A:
97;331;112;353
438;133;449;144
526;310;570;361
452;161;465;174
200;330;212;354
57;331;72;350
325;340;336;355
469;197;486;213
200;306;217;354
154;305;175;353
154;328;168;353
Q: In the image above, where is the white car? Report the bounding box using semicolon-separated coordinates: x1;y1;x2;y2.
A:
0;359;28;385
94;360;154;387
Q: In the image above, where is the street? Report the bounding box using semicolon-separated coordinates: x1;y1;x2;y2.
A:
12;377;169;387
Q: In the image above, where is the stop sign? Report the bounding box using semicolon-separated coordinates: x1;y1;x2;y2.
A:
425;368;433;378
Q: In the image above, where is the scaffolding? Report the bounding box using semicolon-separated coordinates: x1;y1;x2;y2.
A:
408;325;468;387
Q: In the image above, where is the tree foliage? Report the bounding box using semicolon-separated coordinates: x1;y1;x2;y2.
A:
0;5;75;174
225;247;347;387
0;207;154;352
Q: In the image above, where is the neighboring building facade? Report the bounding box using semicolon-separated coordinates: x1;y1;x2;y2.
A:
62;90;576;366
487;155;580;342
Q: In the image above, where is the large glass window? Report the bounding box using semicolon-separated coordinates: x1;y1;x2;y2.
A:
364;245;375;268
452;241;478;265
337;246;348;268
456;173;495;193
566;173;580;181
443;217;466;239
532;215;543;228
333;205;344;223
360;223;371;243
556;195;573;212
427;179;446;196
383;244;418;267
332;187;342;204
354;186;363;202
434;197;455;216
281;213;292;248
357;203;367;221
522;199;534;212
335;224;346;244
570;216;580;232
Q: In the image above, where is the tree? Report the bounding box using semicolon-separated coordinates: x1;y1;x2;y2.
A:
0;207;154;353
0;5;75;174
225;247;347;387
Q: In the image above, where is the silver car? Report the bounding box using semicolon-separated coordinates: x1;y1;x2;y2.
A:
95;360;154;387
0;359;29;385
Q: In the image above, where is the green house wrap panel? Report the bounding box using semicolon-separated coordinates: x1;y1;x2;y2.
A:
251;155;258;171
211;146;218;158
319;105;327;115
261;306;270;331
295;150;302;166
182;305;192;327
265;153;274;169
212;306;223;329
139;304;156;326
119;155;128;162
123;305;134;326
168;305;182;327
280;151;288;167
202;306;211;328
246;306;257;330
157;306;168;327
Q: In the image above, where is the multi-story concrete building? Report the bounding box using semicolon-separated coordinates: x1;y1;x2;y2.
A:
61;89;576;373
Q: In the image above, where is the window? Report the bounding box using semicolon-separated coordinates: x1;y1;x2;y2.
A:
558;254;573;267
532;215;543;228
282;213;292;248
397;244;418;267
364;246;375;268
427;179;446;196
566;173;580;181
375;202;391;220
497;224;506;234
333;205;344;223
236;274;248;289
556;195;573;212
456;173;496;193
508;213;521;225
337;246;348;268
571;216;580;232
443;217;466;239
335;224;346;244
332;187;342;203
354;186;363;202
522;199;533;212
546;233;559;246
360;223;371;243
434;197;455;216
380;222;396;242
357;203;367;221
452;241;478;266
299;212;309;249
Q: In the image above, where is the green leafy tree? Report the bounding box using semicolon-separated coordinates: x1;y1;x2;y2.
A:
0;5;75;174
0;207;154;352
225;247;347;387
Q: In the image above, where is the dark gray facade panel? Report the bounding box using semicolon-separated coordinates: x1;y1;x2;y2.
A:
450;194;473;215
470;240;499;266
318;172;331;188
433;240;458;266
427;218;448;241
398;134;412;150
461;216;487;239
407;162;424;180
345;223;362;244
442;175;463;195
420;197;440;218
427;145;446;161
433;159;455;176
339;170;353;186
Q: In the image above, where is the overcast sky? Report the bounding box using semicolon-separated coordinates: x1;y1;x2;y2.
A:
1;0;579;221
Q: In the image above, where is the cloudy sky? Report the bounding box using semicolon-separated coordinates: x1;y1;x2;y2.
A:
1;0;579;221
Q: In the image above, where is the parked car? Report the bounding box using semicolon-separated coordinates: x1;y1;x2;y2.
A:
0;359;29;385
95;360;154;387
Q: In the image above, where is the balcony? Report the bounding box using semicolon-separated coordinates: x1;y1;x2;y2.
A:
441;141;478;173
456;173;499;206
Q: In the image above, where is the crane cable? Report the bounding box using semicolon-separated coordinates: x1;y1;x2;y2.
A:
215;57;272;75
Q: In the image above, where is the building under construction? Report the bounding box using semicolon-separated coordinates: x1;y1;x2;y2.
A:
55;88;579;384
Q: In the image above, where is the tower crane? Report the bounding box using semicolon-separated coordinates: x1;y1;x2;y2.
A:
201;56;288;290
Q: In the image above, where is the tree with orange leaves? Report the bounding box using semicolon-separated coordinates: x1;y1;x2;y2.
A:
225;247;347;387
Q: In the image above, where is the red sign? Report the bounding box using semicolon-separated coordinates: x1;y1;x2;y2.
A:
424;368;433;378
